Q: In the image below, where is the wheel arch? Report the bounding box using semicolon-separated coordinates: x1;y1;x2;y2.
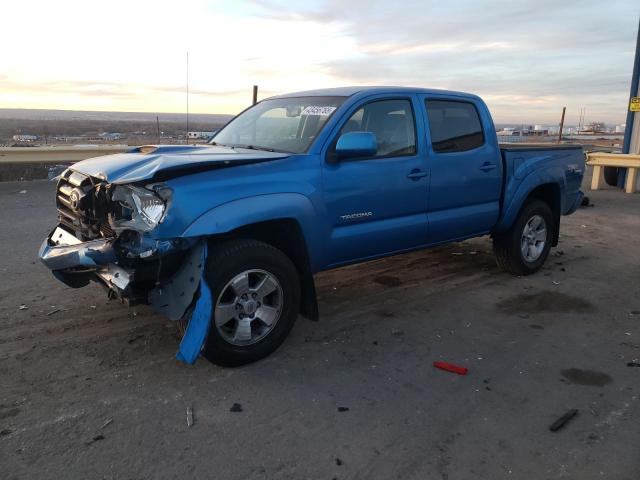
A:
496;180;562;246
206;218;319;322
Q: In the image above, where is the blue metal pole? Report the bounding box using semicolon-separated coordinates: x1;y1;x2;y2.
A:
622;18;640;155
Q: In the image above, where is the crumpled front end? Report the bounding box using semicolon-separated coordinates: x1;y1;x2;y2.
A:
40;169;184;296
39;226;123;290
39;168;212;363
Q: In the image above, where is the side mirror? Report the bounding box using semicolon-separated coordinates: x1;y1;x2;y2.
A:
334;132;377;160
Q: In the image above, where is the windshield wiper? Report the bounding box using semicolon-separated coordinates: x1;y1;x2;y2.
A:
235;144;276;152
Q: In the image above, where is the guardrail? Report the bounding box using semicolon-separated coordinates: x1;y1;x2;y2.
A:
0;145;132;181
0;145;129;164
586;152;640;193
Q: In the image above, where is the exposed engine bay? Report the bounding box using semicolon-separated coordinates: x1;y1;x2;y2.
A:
44;168;201;313
55;168;171;241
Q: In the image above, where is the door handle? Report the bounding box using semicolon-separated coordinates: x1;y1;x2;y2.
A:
480;162;497;172
407;169;428;180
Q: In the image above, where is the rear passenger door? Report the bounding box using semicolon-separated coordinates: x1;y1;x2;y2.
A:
422;97;502;243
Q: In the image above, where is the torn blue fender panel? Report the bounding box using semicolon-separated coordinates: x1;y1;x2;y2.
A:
149;241;204;321
176;243;212;364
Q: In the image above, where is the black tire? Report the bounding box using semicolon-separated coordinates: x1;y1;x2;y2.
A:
200;239;300;367
603;167;619;186
493;199;554;275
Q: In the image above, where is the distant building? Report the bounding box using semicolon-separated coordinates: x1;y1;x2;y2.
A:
615;124;626;134
497;127;520;136
100;132;122;141
581;122;606;134
12;134;38;142
523;128;548;136
188;131;216;140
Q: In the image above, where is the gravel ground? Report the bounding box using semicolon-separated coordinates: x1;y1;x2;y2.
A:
1;175;639;480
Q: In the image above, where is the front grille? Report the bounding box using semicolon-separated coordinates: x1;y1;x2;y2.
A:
56;169;112;240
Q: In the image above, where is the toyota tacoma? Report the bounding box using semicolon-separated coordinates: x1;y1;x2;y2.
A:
39;87;585;366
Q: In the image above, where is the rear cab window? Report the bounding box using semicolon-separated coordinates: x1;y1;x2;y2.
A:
425;100;484;153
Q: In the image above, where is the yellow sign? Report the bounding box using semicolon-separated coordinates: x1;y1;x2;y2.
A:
631;97;640;112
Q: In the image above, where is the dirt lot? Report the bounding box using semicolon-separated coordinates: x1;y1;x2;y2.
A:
1;176;639;480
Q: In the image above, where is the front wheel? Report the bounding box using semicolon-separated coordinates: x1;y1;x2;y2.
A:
201;239;301;367
493;199;554;275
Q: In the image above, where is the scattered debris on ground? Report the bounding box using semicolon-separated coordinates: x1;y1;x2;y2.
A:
101;418;113;429
186;407;194;427
549;409;578;432
433;361;468;375
2;181;640;478
580;196;594;207
85;434;105;446
230;403;243;413
127;334;145;344
337;407;349;412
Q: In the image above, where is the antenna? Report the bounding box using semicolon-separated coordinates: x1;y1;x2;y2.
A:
186;51;189;143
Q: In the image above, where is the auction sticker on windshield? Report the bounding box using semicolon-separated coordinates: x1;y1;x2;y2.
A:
302;106;336;116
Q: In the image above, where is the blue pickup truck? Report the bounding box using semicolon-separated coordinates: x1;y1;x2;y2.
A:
39;87;585;366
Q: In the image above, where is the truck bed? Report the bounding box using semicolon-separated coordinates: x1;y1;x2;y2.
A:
495;142;585;234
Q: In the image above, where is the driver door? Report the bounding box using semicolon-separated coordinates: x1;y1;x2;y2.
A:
321;96;429;267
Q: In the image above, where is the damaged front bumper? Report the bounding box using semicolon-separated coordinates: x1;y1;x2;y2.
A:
39;226;134;292
39;225;212;364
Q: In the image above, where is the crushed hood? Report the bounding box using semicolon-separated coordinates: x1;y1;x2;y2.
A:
70;144;290;183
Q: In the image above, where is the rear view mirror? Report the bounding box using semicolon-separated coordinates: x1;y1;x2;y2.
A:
335;132;377;160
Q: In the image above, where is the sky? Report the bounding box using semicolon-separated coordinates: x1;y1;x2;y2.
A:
0;0;638;124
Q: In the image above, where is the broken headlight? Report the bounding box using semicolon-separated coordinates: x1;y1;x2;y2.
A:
110;185;167;233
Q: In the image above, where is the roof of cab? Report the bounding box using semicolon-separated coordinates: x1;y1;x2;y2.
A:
267;86;481;100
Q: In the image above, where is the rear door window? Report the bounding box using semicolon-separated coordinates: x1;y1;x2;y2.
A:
425;100;484;153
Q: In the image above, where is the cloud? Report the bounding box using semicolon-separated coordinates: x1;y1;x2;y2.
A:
0;0;637;123
251;0;638;123
0;78;131;97
0;74;282;101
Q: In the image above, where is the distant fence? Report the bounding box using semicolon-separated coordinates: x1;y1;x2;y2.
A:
0;145;129;164
0;145;131;181
497;135;558;144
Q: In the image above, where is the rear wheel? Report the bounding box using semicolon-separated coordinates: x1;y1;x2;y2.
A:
604;166;619;186
201;239;300;367
493;199;554;275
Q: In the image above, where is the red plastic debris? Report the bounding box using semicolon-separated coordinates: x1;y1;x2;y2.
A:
433;361;468;375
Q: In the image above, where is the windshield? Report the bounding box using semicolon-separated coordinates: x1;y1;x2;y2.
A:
210;96;346;153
